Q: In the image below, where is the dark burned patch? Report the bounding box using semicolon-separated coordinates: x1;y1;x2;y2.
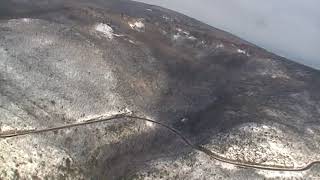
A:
209;53;250;69
86;127;189;179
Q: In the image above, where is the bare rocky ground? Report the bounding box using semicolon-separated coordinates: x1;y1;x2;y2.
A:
1;0;320;179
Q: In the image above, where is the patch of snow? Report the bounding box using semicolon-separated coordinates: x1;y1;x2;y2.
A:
173;34;181;40
257;59;290;79
237;49;246;54
134;21;145;29
129;20;145;32
188;36;197;40
176;28;190;36
145;121;155;128
305;127;315;134
128;40;135;44
216;44;224;48
146;9;153;12
95;23;114;39
113;33;124;37
182;31;190;36
22;18;31;23
237;49;251;56
267;142;288;153
257;170;305;179
6;18;40;28
214;161;237;170
270;73;289;79
162;16;170;21
161;30;167;35
180;117;188;123
141;115;156;129
173;28;197;41
0;124;14;132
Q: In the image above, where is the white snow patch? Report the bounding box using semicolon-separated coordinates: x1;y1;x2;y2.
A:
95;23;114;39
22;18;31;23
145;121;155;128
257;170;305;179
113;33;124;37
268;142;289;154
215;161;237;170
162;16;170;21
176;28;183;32
128;40;135;44
305;127;315;134
133;21;145;29
216;44;224;48
176;28;190;36
257;59;290;79
146;8;153;12
161;29;167;35
129;20;145;32
140;115;157;129
173;28;196;41
0;124;15;132
271;73;289;79
188;36;197;40
180;117;188;123
173;34;181;40
237;49;246;54
237;49;250;56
